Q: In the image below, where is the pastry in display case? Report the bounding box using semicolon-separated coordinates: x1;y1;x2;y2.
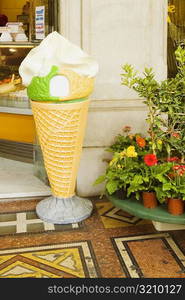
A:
0;44;35;107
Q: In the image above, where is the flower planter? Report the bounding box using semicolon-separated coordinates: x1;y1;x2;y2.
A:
167;198;184;215
142;191;158;209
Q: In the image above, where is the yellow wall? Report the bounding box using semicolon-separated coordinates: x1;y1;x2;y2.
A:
0;0;27;22
0;113;35;143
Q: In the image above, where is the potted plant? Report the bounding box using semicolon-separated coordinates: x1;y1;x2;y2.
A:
93;128;145;198
94;127;171;209
135;155;172;208
161;163;185;215
95;46;185;217
153;46;185;162
121;46;185;162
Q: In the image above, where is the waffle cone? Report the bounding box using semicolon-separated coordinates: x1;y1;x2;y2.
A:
31;100;89;198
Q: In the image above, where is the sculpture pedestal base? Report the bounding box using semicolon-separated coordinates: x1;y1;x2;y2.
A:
36;195;93;224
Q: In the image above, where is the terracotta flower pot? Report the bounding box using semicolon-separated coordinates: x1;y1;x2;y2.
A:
167;198;184;215
142;191;158;209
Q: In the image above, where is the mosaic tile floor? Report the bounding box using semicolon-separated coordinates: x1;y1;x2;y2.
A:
0;197;185;278
0;210;83;235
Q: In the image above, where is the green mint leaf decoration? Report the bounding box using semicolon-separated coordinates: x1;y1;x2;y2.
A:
27;65;59;101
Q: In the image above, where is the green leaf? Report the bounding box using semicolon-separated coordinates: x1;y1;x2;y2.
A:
127;185;144;197
142;177;150;183
162;183;173;191
133;175;143;184
155;174;167;183
93;175;106;186
135;192;140;200
106;181;119;195
120;174;128;181
154;187;167;203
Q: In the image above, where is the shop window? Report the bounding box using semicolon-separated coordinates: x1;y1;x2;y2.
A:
168;0;185;77
0;0;58;42
0;0;59;107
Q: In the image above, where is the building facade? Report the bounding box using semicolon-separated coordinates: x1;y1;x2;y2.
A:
60;0;167;196
0;0;168;197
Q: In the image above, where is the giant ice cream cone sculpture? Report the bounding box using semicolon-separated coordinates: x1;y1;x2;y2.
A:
19;32;98;224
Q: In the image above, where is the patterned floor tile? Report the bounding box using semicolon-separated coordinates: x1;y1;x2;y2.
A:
0;241;100;278
0;210;83;235
1;197;185;278
96;202;151;228
112;232;185;278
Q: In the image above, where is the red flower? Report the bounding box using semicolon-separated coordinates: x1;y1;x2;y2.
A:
167;157;180;162
173;165;180;170
144;154;158;166
171;132;180;139
173;165;185;174
123;126;131;133
179;170;185;176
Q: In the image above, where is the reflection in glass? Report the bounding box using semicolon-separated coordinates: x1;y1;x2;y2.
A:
0;45;34;107
168;0;185;77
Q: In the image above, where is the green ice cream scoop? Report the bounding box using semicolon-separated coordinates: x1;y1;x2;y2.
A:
27;65;95;102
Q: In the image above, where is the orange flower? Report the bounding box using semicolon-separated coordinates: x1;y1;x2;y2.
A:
129;134;134;140
136;136;146;148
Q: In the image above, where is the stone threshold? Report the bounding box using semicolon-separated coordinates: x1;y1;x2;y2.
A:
0;157;51;202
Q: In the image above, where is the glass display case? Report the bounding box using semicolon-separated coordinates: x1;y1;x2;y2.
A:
0;43;35;109
0;0;59;183
0;0;59;109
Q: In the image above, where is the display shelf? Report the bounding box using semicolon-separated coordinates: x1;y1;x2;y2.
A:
107;193;185;225
0;42;38;47
0;92;31;115
0;106;32;115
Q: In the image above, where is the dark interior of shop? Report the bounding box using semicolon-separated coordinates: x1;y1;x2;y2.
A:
168;0;185;77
